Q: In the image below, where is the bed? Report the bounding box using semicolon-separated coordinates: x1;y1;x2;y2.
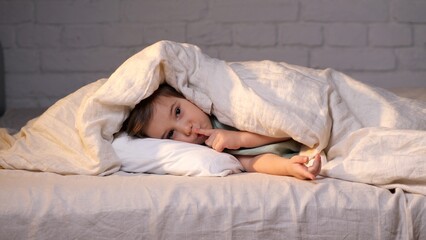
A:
1;41;425;239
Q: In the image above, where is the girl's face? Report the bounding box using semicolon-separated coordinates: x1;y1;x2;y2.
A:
144;95;212;144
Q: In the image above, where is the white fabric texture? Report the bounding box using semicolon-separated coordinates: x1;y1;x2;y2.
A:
1;169;425;240
112;134;242;176
0;79;121;175
0;40;425;195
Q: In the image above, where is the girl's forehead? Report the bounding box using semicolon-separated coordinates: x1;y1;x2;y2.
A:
152;96;181;116
153;96;173;108
156;95;178;104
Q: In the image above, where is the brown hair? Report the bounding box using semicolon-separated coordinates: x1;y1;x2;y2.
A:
120;84;185;138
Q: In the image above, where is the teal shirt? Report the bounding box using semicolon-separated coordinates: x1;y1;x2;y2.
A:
210;116;301;158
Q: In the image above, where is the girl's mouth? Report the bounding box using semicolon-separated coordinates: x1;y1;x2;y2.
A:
195;134;207;144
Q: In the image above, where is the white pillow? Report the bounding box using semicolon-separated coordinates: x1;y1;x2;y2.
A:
112;134;243;177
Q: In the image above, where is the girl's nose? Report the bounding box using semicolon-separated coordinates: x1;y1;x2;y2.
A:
177;122;192;136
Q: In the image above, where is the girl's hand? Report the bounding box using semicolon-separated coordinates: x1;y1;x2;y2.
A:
288;154;321;180
307;154;322;177
193;128;242;152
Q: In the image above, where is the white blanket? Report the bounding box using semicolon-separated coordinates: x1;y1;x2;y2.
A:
1;41;425;194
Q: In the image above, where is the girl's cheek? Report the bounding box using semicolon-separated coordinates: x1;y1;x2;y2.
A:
175;133;186;143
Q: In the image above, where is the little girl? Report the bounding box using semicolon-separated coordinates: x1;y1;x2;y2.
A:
121;84;321;180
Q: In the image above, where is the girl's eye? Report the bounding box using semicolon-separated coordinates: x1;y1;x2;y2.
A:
175;107;181;117
166;130;174;139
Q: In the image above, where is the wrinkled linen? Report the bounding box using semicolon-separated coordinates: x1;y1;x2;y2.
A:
1;170;425;240
0;41;425;194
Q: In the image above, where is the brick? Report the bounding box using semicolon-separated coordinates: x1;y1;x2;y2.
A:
311;48;396;71
7;73;101;98
392;0;426;23
144;23;186;45
6;97;40;109
187;21;232;46
122;0;207;22
350;71;426;88
0;26;16;48
103;24;144;47
218;46;309;66
6;96;51;109
62;25;103;48
414;26;426;46
324;23;367;47
41;48;133;72
6;72;106;108
36;0;119;24
199;47;220;59
0;1;33;23
16;24;61;48
369;24;412;47
209;0;298;22
4;49;39;73
279;23;322;46
235;24;276;47
301;0;388;22
396;48;426;70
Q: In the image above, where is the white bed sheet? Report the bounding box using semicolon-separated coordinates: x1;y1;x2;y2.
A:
0;169;425;239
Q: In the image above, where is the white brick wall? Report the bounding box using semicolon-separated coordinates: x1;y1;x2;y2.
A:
0;0;425;108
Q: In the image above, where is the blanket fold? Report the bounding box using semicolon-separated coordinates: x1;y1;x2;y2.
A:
0;40;425;195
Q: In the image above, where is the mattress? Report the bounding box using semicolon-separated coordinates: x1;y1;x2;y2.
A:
1;169;425;239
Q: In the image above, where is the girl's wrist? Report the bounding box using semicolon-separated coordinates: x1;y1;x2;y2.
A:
237;131;248;148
